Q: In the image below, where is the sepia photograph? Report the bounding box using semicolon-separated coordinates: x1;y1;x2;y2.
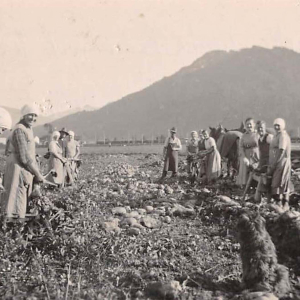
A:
1;0;300;299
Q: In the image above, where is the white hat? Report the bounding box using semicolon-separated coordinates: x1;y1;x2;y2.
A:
21;104;40;118
0;107;12;130
273;118;286;130
68;130;75;137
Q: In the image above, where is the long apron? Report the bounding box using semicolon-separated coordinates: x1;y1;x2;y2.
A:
0;124;36;219
269;132;291;195
205;149;222;181
236;132;259;186
163;144;178;173
48;142;65;185
66;141;78;181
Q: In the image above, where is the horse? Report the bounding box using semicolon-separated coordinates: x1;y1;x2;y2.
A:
209;124;243;178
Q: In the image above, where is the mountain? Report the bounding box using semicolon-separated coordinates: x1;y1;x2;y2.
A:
33;46;300;141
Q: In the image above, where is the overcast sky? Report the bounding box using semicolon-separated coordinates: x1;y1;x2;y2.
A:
1;0;300;114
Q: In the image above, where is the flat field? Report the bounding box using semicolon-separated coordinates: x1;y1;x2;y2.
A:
79;145;163;155
34;142;300;155
0;149;300;299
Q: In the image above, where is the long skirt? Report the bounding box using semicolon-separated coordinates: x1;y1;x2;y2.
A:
0;154;33;219
205;150;221;181
163;146;178;173
271;157;291;195
64;161;74;185
236;157;249;186
236;147;259;186
48;155;65;185
68;160;80;180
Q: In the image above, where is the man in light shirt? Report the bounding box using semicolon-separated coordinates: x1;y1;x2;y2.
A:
160;127;182;181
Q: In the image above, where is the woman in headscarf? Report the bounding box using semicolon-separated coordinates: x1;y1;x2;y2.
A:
47;131;67;187
236;117;260;187
160;127;182;180
0;104;45;221
201;130;222;183
186;131;199;174
268;118;291;210
65;130;80;182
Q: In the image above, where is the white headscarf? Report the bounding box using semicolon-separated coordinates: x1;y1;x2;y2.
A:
21;104;40;118
0;107;12;130
273;118;286;130
68;130;75;137
52;131;60;140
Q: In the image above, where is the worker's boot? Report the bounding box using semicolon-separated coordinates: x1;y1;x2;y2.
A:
159;171;167;183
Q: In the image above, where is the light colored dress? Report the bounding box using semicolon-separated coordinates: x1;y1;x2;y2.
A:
237;132;259;186
1;123;37;219
269;130;291;195
48;141;65;185
65;140;80;181
204;137;221;181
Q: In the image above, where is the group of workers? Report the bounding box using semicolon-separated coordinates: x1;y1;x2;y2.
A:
0;105;80;222
239;117;291;210
47;127;80;187
0;104;294;220
161;117;292;210
160;127;222;183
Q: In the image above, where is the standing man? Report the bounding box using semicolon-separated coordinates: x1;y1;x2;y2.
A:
160;127;182;181
58;127;69;157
